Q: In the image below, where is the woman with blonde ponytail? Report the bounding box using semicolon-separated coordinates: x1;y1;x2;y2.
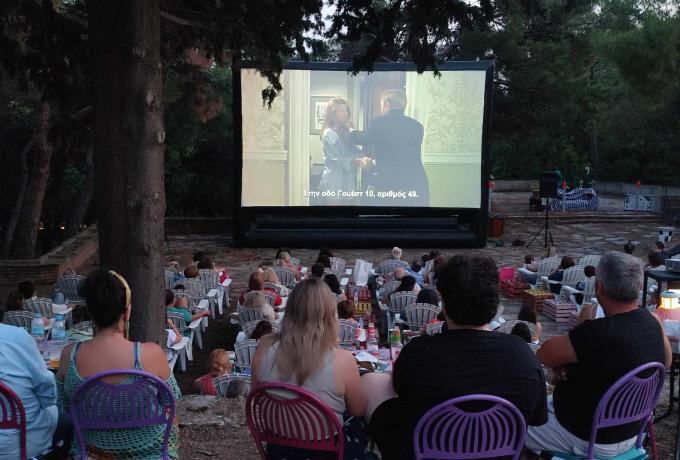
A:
251;277;368;459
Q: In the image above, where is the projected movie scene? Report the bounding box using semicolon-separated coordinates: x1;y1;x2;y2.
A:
241;67;486;208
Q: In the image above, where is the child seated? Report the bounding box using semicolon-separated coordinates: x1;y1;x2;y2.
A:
194;349;232;396
250;320;273;340
165;290;209;335
517;304;542;343
510;322;532;343
337;299;357;322
573;265;596;304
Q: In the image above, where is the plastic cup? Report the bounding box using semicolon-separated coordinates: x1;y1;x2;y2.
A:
48;340;67;369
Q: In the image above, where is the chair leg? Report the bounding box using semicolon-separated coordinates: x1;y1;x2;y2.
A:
179;349;187;372
186;336;194;361
194;327;203;349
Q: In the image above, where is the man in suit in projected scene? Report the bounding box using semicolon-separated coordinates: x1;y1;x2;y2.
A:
350;89;429;207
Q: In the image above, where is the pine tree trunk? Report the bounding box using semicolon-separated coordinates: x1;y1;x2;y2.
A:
11;102;53;259
0;139;32;259
65;145;95;238
89;0;166;343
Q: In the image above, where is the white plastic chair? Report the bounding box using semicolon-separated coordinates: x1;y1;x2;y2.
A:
166;312;200;362
274;266;297;288
337;319;359;350
199;269;222;317
3;310;35;331
213;374;252;397
242;320;281;338
234;339;258;373
517;256;560;288
561;276;597;304
23;297;54;317
164;269;176;289
402;303;440;332
329;257;346;273
263;282;288;297
541;266;585;293
54;274;86;305
386;291;418;330
378;259;409;275
262;291;278;307
578;255;601;268
238;308;264;325
165;329;190;372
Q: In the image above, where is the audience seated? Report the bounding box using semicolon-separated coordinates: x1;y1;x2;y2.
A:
423;254;446;285
166;289;209;330
415;287;439;306
390;246;403;260
511;322;533;343
646;251;665;270
193;251;205;265
56;269;180;459
405;260;425;285
0;323;66;459
573;265;596;304
18;279;37;300
654;241;668;261
239;271;282;307
310;262;326;280
197;256;215;270
518;304;542;343
365;255;547;459
4;290;24;313
250;320;273;340
318;246;334;259
184;265;199;279
316;254;332;268
623;241;635;255
548;256;576;294
276;251;302;281
324;273;343;297
394;275;420;295
251;278;367;459
243;291;276;321
263;268;289;296
195;349;232;396
526;252;671;457
337;299;357;322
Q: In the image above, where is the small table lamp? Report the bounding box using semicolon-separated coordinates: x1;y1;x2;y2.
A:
656;291;680;321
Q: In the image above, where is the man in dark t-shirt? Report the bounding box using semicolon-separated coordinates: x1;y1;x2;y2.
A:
367;255;548;459
526;252;671;457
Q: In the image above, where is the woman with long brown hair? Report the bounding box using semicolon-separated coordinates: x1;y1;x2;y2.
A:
251;277;367;459
317;97;363;200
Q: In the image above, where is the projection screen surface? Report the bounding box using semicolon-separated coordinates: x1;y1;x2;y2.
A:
240;67;487;208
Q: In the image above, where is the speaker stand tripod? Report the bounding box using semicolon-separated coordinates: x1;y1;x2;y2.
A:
527;197;554;251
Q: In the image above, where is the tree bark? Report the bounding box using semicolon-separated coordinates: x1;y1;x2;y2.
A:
11;102;53;259
90;0;166;343
65;145;95;238
0;139;32;258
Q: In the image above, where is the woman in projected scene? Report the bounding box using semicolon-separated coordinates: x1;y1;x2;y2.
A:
317;97;365;203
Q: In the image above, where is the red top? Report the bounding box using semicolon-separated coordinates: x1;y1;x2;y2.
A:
196;374;216;396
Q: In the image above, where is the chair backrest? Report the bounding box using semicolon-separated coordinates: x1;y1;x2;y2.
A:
246;382;344;460
324;267;344;280
238;308;264;325
3;310;35;331
70;369;175;460
379;259;409;275
213;374;252;397
425;321;443;336
55;274;86;301
413;394;526;460
164;269;176;289
166;312;187;332
274;266;297;288
579;276;597;302
329;257;346;272
242;320;281;338
389;291;418;312
578;255;601;269
338;319;359;350
23;297;54;318
263;282;287;296
585;362;665;459
403;303;440;331
181;278;207;298
380;280;400;301
561;266;586;288
198;269;220;290
536;257;560;277
234;339;258;371
0;381;27;460
495;319;538;338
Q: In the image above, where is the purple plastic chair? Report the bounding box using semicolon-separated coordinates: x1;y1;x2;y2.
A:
246;382;344;459
551;361;665;460
69;369;176;460
413;394;526;460
0;381;27;460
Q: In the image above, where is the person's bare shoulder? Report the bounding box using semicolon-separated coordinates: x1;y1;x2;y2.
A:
140;342;171;380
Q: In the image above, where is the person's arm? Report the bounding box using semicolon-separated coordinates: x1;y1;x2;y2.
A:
140;342;171;380
536;335;577;369
336;348;368;417
250;334;275;384
21;332;57;408
191;311;209;321
166;321;182;345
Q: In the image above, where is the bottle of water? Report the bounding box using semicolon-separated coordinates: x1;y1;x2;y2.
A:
52;314;66;341
31;314;45;339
